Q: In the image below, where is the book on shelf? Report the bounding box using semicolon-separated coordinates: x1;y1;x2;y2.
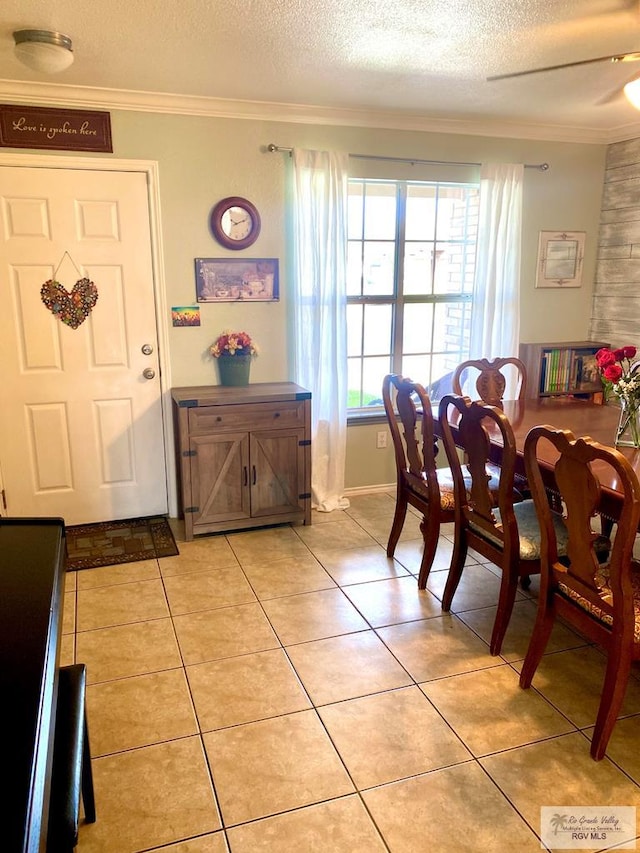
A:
542;348;568;393
573;350;601;391
520;340;608;403
539;346;603;395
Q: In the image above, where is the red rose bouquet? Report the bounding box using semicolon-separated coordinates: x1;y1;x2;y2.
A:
595;346;639;398
595;345;640;446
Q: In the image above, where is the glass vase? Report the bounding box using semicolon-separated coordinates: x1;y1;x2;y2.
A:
615;398;640;448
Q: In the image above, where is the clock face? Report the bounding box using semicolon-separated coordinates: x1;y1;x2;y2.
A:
221;206;253;241
210;197;261;250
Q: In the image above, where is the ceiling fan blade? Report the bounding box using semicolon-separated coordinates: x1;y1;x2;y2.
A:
596;84;625;105
596;68;640;104
487;52;640;81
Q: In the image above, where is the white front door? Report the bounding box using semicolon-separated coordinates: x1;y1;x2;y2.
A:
0;164;168;524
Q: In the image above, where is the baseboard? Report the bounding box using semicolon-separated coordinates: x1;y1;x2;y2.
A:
344;484;395;497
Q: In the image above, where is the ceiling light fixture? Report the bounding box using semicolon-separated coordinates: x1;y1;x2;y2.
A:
13;29;74;74
624;75;640;110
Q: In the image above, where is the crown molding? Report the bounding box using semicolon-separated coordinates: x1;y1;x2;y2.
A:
1;78;640;145
601;121;640;144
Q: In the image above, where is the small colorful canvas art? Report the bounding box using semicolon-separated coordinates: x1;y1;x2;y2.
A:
172;306;201;327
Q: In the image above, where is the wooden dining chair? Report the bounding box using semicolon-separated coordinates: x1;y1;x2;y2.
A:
521;426;639;761
437;394;570;655
382;374;460;588
452;357;527;406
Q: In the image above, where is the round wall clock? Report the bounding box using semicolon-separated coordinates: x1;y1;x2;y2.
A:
210;196;261;250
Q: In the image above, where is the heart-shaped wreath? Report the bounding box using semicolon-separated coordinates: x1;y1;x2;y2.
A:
40;278;99;329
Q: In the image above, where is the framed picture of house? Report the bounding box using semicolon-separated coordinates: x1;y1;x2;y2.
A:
535;231;585;288
195;258;279;302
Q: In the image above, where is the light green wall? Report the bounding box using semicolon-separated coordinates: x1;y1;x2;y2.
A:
27;109;608;489
346;422;397;490
104;111;607;368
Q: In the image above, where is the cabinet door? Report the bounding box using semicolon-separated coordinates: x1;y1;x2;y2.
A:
250;429;305;519
190;432;250;527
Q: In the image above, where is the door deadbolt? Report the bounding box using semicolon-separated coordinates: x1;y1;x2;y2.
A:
141;344;154;355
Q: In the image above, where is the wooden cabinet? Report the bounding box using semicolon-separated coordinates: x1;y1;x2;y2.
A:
172;382;312;539
519;340;609;403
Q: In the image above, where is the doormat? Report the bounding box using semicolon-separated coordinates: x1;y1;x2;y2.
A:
65;516;179;571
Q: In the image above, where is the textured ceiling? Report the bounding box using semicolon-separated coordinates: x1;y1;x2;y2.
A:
2;0;640;141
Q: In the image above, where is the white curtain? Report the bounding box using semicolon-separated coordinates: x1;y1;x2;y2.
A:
470;163;524;374
292;148;350;511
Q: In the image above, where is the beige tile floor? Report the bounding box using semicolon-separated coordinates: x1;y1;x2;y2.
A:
65;492;640;852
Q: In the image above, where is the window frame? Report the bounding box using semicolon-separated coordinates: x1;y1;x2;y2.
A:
346;177;478;420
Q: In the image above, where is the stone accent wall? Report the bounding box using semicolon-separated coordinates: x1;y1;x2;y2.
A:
589;137;640;350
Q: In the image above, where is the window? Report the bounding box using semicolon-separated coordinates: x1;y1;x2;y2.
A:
347;179;479;412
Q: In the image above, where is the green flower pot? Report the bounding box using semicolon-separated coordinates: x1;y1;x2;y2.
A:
217;354;251;386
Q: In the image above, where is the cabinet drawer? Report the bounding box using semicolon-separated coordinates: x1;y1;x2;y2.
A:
188;401;305;434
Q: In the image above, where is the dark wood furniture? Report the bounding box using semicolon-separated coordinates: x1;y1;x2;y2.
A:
383;374;457;588
172;382;312;540
437;396;555;655
452;356;527;405
47;663;96;851
521;426;640;760
441;397;632;522
1;517;66;853
519;340;608;403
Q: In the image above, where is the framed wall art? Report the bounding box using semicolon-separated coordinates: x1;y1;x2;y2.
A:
0;104;113;152
171;306;201;327
195;258;279;302
536;230;585;289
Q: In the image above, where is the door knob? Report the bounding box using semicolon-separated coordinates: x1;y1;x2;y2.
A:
141;344;154;355
143;367;155;380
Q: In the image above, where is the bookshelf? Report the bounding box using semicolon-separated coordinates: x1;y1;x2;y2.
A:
519;341;609;403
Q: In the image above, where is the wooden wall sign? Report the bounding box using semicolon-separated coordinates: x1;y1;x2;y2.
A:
0;104;112;153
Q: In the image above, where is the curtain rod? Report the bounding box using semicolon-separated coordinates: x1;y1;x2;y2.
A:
266;143;549;171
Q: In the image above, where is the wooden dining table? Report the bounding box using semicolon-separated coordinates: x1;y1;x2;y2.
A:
437;395;636;521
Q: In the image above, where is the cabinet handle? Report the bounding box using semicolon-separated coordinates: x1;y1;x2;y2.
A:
252;465;257;485
274;411;280;418
243;466;248;486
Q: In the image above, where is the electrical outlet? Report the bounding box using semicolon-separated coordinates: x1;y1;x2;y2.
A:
376;430;388;449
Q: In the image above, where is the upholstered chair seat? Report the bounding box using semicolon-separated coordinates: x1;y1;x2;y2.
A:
469;501;568;560
559;562;640;642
